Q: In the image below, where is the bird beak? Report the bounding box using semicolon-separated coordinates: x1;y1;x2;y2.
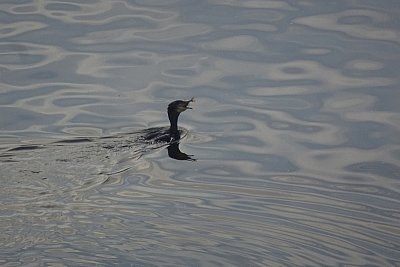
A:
185;97;195;109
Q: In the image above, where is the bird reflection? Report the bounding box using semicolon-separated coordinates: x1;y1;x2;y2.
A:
167;142;195;161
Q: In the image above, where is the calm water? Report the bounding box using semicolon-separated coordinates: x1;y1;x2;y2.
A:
1;0;400;266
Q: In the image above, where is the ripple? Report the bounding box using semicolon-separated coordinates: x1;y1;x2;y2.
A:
53;97;99;107
1;0;400;266
0;21;46;38
345;161;400;180
215;59;394;94
213;0;295;10
0;107;64;131
345;59;385;71
294;9;400;43
202;35;265;52
0;43;64;70
45;2;82;12
137;23;211;41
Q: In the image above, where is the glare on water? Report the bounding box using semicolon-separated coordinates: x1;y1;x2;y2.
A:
0;0;400;266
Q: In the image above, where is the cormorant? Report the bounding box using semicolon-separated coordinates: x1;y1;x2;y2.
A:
143;97;195;144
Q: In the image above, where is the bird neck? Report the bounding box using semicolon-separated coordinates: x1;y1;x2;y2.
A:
168;109;180;134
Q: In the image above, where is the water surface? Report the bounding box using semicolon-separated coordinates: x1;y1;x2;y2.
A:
1;0;400;266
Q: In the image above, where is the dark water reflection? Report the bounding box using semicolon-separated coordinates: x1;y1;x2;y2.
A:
1;0;400;266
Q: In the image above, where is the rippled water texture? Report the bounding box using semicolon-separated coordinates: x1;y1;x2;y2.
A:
1;0;400;266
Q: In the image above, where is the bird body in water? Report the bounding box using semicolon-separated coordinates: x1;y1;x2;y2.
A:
2;98;196;166
144;97;195;144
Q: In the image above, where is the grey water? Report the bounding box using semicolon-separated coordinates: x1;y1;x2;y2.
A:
1;0;400;266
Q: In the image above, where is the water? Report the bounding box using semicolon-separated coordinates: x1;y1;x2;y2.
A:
1;0;400;266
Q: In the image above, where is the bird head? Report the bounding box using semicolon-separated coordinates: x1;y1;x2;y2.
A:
168;97;195;114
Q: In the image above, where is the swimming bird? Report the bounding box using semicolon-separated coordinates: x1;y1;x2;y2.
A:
143;97;195;143
3;98;196;164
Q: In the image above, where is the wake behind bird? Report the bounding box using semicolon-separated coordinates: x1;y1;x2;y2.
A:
0;99;194;206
